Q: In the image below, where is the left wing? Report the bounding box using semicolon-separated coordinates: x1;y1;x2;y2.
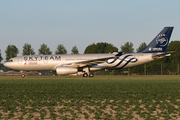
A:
67;52;123;68
70;56;115;68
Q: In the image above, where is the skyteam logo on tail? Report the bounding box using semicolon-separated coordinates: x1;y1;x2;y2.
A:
156;34;168;47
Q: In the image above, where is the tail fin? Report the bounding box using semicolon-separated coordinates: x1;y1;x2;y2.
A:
139;27;174;53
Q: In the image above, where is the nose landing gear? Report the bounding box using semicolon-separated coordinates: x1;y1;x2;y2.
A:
21;74;25;78
20;71;25;78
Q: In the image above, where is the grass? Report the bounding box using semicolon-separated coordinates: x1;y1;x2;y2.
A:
0;75;180;119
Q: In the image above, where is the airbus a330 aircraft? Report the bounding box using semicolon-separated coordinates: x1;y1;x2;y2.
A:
4;27;174;77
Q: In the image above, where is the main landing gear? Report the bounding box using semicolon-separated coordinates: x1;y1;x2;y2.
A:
82;67;94;77
83;73;94;77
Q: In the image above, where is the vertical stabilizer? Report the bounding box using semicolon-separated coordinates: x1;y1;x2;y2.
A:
139;27;174;53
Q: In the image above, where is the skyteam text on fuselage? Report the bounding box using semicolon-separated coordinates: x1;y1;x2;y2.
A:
4;27;174;77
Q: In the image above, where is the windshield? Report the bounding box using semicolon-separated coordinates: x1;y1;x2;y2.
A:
7;59;13;62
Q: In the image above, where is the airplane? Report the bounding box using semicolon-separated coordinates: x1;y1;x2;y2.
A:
4;27;174;78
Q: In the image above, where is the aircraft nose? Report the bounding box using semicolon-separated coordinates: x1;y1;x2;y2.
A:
3;62;7;67
3;62;9;68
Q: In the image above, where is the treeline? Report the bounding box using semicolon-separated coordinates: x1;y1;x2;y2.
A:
1;44;78;62
1;41;180;75
0;42;139;62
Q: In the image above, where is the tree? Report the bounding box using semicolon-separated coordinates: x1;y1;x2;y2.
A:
22;43;35;55
164;41;180;74
136;42;147;52
38;44;52;55
84;42;118;53
71;46;79;54
0;49;3;63
166;41;180;64
5;45;19;61
84;43;97;53
120;42;134;53
55;44;67;54
105;43;118;53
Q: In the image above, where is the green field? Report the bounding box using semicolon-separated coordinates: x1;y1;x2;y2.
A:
0;75;180;119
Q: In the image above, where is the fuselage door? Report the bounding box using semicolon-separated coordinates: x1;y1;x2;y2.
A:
18;58;22;64
43;56;48;64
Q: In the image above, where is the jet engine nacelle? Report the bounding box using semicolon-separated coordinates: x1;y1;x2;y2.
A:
56;66;77;75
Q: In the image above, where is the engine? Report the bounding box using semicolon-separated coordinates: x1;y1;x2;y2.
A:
56;66;77;75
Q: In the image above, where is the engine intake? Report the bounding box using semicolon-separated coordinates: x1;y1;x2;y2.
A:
56;66;77;75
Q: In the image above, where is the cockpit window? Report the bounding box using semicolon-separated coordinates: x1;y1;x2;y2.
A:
7;60;13;62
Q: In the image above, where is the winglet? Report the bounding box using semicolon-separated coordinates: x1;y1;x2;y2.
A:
115;52;123;57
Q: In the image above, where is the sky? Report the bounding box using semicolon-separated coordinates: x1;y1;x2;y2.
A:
1;0;180;63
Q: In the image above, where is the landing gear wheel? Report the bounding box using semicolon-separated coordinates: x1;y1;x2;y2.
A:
21;74;25;78
83;73;88;77
89;73;94;77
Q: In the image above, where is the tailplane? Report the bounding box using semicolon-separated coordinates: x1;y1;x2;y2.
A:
139;27;174;53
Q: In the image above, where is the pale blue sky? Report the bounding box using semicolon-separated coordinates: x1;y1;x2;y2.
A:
1;0;180;62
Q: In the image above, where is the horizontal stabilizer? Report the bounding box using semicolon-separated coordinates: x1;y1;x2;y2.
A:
152;51;175;59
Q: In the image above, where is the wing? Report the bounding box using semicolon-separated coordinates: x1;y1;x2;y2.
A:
69;52;123;68
69;56;115;68
58;52;122;68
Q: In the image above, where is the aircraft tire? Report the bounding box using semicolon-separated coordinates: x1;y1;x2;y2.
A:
21;74;25;78
83;73;88;77
89;73;94;77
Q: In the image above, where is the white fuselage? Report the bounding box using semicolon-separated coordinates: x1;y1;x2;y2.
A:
3;53;155;72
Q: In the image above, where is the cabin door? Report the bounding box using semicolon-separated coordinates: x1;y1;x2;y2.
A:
18;58;22;64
